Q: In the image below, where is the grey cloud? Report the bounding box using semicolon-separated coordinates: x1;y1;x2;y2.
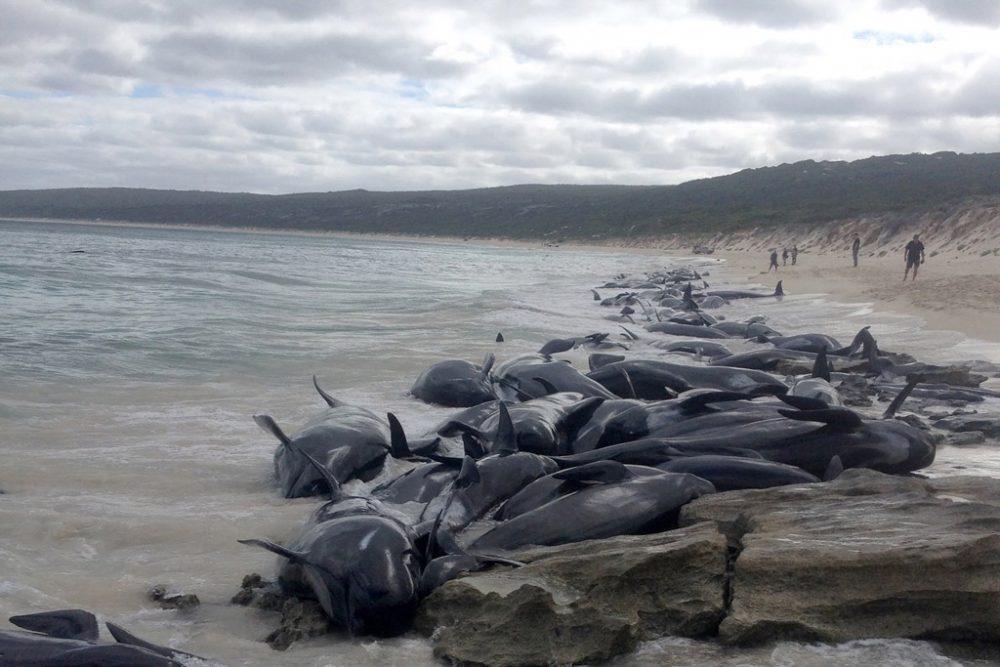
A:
694;0;838;27
146;30;467;86
641;81;752;119
882;0;1000;25
950;60;1000;116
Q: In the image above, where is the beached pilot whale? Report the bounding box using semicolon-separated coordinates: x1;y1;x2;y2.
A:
253;377;391;498
587;359;788;396
1;609;215;666
410;353;498;407
469;462;714;551
241;452;423;637
707;280;783;300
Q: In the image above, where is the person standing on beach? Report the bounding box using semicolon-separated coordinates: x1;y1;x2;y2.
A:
768;250;779;272
903;234;925;280
852;235;861;267
791;245;798;265
782;248;789;265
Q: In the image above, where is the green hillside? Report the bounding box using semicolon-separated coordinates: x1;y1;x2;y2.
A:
2;152;999;240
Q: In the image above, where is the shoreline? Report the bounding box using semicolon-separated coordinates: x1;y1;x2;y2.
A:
5;215;1000;344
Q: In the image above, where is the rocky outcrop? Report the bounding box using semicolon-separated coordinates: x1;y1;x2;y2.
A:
680;470;1000;645
934;413;1000;438
414;522;728;667
416;471;1000;666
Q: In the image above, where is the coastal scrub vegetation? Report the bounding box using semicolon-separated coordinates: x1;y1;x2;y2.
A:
1;152;999;240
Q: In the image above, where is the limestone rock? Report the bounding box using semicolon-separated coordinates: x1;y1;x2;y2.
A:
147;584;200;610
415;523;728;667
934;413;1000;438
680;470;1000;646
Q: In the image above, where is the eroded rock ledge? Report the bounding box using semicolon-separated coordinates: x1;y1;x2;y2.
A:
415;470;1000;667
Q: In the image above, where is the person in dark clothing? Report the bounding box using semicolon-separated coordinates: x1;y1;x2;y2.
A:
903;234;925;280
768;250;779;272
782;248;789;265
791;245;798;265
852;236;861;267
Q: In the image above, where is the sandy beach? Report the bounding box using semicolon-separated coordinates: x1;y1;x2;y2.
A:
706;247;1000;344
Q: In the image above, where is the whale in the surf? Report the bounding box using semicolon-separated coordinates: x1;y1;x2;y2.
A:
240;513;422;636
446;393;606;457
645;321;731;339
410;354;498;407
254;377;391;498
492;354;618;401
1;609;212;666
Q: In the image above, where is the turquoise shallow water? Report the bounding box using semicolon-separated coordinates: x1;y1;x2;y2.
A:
1;219;998;666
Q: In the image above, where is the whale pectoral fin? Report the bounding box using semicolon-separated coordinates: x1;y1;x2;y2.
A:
9;610;99;641
455;455;481;488
462;432;488;459
561;397;605;441
105;621;175;658
678;390;750;413
297;449;344;502
531;376;559;396
619;368;637;398
439;419;486;439
778;408;863;430
302;565;353;632
253;414;292;446
238;538;309;563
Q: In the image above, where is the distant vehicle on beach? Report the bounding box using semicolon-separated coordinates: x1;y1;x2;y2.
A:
693;244;714;254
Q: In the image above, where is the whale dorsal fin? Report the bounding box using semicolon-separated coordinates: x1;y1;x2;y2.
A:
812;347;831;382
387;413;412;459
495;402;518;456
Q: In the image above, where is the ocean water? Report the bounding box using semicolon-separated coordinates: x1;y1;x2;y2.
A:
1;219;999;667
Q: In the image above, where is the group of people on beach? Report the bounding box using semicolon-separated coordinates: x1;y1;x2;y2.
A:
767;245;798;272
767;233;926;280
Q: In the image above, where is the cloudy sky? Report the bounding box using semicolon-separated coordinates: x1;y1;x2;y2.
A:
2;0;999;193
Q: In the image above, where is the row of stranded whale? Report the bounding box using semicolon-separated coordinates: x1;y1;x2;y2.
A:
7;264;994;664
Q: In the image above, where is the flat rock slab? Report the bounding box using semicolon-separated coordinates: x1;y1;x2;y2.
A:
680;469;1000;645
415;522;728;667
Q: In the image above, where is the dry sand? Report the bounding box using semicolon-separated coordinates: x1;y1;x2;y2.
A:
708;247;1000;343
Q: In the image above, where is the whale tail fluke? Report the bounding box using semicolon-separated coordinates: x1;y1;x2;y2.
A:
253;414;292;447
